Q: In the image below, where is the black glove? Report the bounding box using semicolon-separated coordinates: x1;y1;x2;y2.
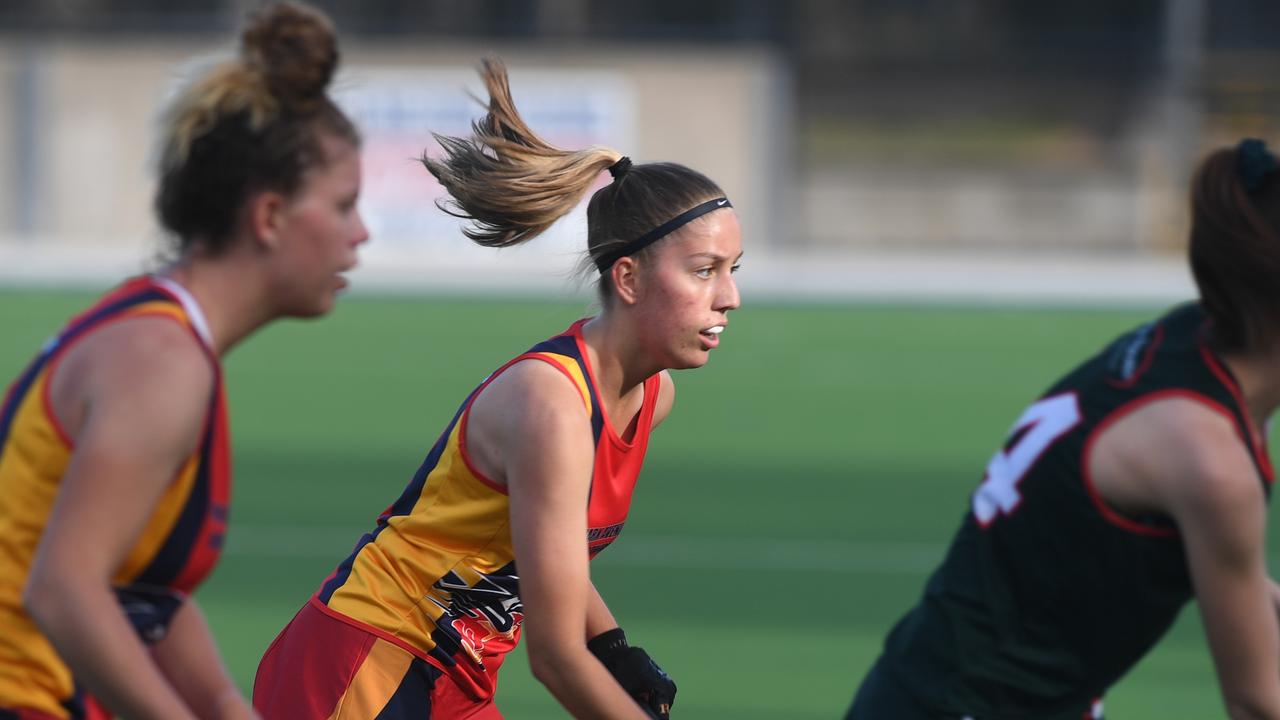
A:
588;628;677;718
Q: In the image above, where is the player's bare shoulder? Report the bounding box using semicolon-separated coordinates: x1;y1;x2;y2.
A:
475;358;592;421
80;314;211;389
1090;394;1259;520
50;314;214;441
465;357;595;485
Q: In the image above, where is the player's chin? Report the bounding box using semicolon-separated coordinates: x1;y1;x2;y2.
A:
288;290;341;319
669;349;711;371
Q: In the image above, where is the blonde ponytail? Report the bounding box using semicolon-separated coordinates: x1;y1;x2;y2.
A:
423;57;622;248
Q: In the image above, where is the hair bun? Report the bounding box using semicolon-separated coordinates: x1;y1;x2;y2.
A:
241;2;338;111
1237;138;1278;193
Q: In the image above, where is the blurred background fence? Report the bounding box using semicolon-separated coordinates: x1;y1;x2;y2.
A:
3;0;1278;299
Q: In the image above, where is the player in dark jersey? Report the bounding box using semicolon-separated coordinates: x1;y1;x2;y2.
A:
253;58;742;720
847;139;1280;720
0;4;367;719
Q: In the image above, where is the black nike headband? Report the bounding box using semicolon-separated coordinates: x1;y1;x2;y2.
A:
594;196;733;273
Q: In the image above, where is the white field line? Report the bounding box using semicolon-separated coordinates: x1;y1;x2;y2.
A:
224;524;946;575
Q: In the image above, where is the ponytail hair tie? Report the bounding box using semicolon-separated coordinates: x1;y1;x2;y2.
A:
607;156;632;180
1237;138;1277;193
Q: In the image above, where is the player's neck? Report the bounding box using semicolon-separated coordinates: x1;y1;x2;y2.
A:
160;253;275;356
1218;345;1280;433
579;315;653;406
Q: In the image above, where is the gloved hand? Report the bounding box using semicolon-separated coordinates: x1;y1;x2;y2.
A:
588;628;677;718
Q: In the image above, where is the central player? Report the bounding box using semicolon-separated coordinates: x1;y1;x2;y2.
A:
253;57;742;719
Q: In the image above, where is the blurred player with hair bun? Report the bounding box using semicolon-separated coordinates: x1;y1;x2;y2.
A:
253;57;742;719
0;3;367;718
849;139;1280;720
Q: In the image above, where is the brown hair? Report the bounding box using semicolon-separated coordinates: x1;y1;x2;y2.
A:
1189;144;1280;351
155;2;359;254
423;57;725;300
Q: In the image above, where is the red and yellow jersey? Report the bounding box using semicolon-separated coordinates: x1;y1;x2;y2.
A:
0;276;230;719
314;319;660;702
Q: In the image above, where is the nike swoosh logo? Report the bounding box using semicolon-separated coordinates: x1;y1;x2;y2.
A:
716;199;728;206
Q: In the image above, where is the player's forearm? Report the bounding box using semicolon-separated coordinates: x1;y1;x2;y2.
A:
210;690;257;720
585;582;620;640
528;643;653;720
150;600;255;720
1225;693;1280;720
24;572;198;720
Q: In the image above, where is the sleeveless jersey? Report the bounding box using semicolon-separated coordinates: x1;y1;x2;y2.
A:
876;303;1273;720
0;276;231;719
314;319;661;702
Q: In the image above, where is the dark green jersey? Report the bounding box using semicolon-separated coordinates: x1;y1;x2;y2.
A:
873;303;1273;720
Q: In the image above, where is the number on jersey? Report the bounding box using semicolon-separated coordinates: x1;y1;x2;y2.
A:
972;393;1082;526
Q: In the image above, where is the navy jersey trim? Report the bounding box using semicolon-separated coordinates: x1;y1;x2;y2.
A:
529;329;606;443
133;399;219;587
0;356;47;453
318;403;468;605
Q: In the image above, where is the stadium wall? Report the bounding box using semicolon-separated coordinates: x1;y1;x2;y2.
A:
0;37;1203;305
0;39;789;290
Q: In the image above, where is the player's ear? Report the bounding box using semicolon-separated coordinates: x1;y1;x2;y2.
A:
245;190;287;250
612;256;642;305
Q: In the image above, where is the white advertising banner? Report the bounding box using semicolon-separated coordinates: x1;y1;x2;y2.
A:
335;66;636;270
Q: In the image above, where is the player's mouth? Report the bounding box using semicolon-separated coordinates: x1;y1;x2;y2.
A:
335;262;359;290
699;324;725;349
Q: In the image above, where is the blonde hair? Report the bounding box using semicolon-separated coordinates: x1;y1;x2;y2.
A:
426;57;727;299
423;57;622;248
155;2;357;251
